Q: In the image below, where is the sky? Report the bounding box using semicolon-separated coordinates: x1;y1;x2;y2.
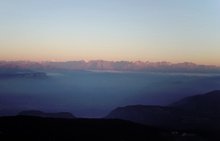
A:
0;0;220;65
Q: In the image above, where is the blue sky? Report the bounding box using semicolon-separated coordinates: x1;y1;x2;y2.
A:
0;0;220;65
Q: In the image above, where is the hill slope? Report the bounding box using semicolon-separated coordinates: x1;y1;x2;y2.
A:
105;90;220;130
169;90;220;117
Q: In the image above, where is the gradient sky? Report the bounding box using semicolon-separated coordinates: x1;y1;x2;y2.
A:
0;0;220;65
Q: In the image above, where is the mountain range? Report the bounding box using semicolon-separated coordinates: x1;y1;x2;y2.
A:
1;60;220;73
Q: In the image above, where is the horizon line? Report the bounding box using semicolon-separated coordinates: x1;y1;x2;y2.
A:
0;59;219;67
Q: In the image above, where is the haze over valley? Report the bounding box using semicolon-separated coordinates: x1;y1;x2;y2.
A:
0;60;220;118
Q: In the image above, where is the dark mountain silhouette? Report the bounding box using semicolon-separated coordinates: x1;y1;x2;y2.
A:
17;110;75;119
105;105;189;129
0;116;206;141
105;90;220;130
169;90;220;117
1;91;220;140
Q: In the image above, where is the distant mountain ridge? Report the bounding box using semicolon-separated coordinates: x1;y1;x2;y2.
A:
0;60;220;73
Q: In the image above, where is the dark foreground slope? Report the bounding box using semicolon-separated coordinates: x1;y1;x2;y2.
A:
106;105;187;127
169;90;220;117
105;90;220;140
0;116;206;141
106;90;220;128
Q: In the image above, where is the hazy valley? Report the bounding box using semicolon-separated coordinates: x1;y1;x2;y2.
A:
1;61;220;140
0;60;220;118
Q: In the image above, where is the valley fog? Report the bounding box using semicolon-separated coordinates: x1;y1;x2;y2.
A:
0;71;220;118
